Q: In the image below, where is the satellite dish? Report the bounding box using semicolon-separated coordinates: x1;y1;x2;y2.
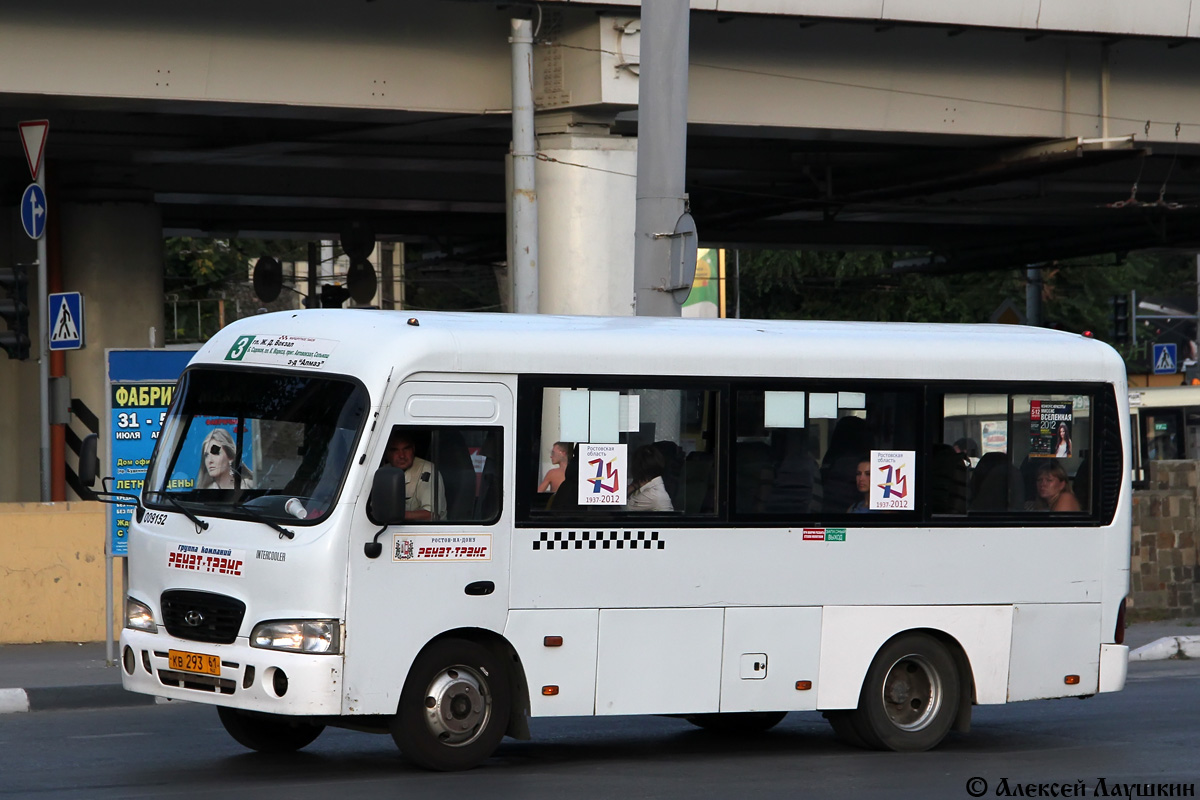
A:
252;256;282;302
340;222;376;261
347;257;377;304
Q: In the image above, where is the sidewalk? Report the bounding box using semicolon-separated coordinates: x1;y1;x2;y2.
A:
0;642;152;714
1124;615;1200;660
1;617;1197;714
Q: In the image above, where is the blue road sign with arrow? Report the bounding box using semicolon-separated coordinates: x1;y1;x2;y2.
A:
20;183;46;240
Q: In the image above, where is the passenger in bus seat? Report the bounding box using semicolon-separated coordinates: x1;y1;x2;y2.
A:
1032;459;1081;512
820;415;871;513
628;444;674;512
848;456;873;512
537;441;571;494
384;429;447;521
953;437;981;468
547;446;581;511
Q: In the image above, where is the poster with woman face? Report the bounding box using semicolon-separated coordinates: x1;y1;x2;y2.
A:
1029;400;1073;458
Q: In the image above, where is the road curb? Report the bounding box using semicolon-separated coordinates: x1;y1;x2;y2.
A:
1129;635;1200;661
0;684;156;714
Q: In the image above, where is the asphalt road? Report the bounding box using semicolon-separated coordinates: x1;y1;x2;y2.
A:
2;659;1197;800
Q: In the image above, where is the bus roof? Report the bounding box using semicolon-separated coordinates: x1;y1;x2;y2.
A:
191;309;1127;391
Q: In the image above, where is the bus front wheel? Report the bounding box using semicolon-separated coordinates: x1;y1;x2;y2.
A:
844;633;961;752
216;707;325;753
391;638;511;771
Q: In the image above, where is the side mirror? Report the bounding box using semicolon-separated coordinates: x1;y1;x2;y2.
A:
370;466;407;525
79;433;99;488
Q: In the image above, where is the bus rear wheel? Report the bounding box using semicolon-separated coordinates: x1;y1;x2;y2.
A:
684;711;787;734
391;638;511;771
844;633;960;752
216;707;325;753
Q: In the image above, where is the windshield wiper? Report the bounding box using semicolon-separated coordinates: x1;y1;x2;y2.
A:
232;502;295;540
163;494;209;534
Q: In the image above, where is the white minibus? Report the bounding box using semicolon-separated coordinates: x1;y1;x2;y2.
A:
104;310;1131;770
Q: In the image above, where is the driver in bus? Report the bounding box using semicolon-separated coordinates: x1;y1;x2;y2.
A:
385;429;447;521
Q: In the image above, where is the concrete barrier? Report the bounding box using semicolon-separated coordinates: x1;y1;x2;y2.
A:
0;502;121;643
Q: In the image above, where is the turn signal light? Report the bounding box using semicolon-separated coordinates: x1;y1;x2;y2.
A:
795;680;812;691
1064;675;1080;685
544;636;563;647
542;685;559;696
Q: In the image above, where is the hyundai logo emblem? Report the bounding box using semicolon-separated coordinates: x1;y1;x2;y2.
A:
183;610;204;627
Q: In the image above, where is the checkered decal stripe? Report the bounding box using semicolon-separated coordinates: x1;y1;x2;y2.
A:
533;531;664;550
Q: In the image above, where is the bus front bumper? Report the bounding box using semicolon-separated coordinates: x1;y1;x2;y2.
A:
119;629;344;715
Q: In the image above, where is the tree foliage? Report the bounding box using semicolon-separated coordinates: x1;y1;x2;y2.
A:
735;249;1195;355
164;238;307;299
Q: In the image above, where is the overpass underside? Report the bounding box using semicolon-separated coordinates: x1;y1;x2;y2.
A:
1;1;1199;274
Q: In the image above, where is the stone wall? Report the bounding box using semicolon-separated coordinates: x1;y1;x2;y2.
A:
1130;460;1200;619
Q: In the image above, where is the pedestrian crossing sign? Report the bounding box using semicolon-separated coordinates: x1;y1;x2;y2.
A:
1152;342;1177;375
48;291;84;351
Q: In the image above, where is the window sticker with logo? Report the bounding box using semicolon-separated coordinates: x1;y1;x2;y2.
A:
579;443;627;506
870;450;915;511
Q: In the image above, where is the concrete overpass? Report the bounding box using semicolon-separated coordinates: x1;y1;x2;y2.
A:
3;0;1200;500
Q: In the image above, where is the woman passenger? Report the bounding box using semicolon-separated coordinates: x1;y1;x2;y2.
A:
848;457;872;513
1033;459;1080;512
628;444;674;512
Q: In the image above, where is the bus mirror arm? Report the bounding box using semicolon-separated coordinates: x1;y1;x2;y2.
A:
364;526;388;559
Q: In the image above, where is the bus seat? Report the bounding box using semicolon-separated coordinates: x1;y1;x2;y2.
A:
929;444;969;514
683;451;714;515
434;430;477;521
652;440;686;511
735;440;773;513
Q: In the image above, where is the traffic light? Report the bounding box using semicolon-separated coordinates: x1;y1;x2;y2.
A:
1111;294;1130;344
319;283;350;308
0;266;31;360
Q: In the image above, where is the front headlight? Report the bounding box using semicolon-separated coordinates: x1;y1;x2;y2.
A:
125;597;158;633
250;620;341;654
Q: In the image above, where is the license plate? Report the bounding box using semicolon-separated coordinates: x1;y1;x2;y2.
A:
168;649;221;676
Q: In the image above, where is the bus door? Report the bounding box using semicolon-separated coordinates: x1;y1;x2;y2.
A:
1143;407;1185;464
341;379;514;716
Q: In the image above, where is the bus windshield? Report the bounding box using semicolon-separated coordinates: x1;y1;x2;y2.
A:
143;367;369;525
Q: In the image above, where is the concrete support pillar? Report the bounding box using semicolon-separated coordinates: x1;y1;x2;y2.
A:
529;115;638;317
60;203;164;499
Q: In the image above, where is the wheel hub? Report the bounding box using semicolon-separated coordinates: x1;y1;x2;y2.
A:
423;665;492;746
881;654;942;732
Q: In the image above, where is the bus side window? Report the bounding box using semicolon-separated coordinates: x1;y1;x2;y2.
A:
380;425;503;525
529;384;718;520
